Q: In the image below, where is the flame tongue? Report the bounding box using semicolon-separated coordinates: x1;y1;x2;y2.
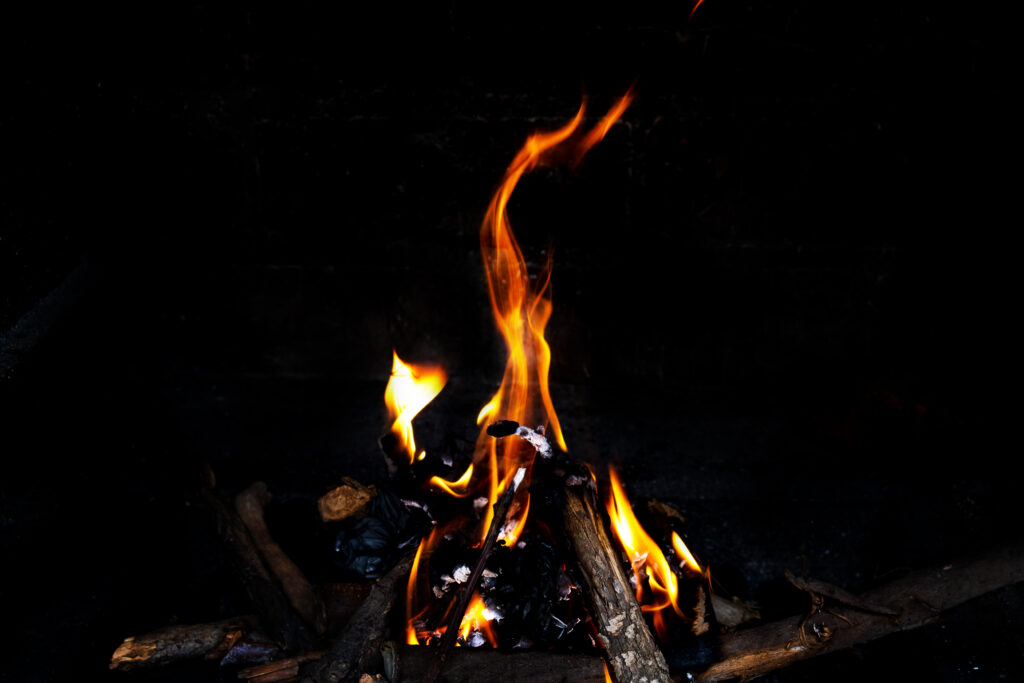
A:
384;350;447;465
605;467;700;640
475;90;635;544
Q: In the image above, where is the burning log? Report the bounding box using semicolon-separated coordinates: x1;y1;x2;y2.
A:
302;549;416;683
108;616;257;671
560;483;672;683
236;481;328;634
697;542;1024;681
202;487;317;653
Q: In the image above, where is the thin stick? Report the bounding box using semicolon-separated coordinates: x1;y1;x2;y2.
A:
421;467;526;683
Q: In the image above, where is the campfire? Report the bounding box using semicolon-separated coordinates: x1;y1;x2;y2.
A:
107;91;1024;683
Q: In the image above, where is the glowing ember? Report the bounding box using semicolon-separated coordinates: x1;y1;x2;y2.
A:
458;594;498;647
605;467;689;640
384;350;447;464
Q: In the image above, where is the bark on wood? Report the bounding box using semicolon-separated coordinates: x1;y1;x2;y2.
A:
202;488;317;653
560;484;672;683
109;616;256;671
237;481;327;634
697;542;1024;681
302;550;416;683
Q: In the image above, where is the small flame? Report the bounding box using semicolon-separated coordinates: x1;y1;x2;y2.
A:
428;464;474;497
605;467;684;640
672;531;702;574
603;661;614;683
457;594;498;647
384;350;447;464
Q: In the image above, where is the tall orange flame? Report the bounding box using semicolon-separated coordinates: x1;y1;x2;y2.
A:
402;90;635;649
605;467;697;640
475;88;635;544
384;350;447;464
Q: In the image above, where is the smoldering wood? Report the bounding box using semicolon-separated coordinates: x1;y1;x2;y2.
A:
302;549;415;683
420;471;522;683
108;616;256;671
697;542;1024;681
202;488;317;653
559;483;672;683
236;481;327;634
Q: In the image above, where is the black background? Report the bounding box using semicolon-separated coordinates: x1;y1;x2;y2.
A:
2;2;1019;681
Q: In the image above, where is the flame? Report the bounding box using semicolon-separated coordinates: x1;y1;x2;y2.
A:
475;89;635;544
457;594;498;647
428;464;474;497
384;350;447;464
603;661;614;683
672;531;702;574
402;90;634;648
605;467;685;640
689;0;706;20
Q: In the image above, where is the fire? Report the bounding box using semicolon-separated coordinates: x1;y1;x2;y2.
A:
605;467;699;639
402;90;635;649
475;88;635;544
458;594;498;647
384;350;447;464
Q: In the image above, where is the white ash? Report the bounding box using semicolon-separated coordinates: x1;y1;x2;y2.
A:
513;635;534;649
432;585;445;599
481;605;503;622
466;631;488;648
481;568;499;579
516;540;527;549
453;565;471;584
565;474;588;486
513;466;527;490
514;424;553;458
473;496;489;512
442;455;453;467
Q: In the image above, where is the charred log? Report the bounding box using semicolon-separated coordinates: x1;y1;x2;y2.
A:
109;616;257;671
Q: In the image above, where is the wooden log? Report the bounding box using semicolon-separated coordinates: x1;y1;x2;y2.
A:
243;645;607;683
302;550;416;683
560;484;671;683
202;488;316;653
236;481;327;634
109;616;256;671
392;643;607;682
697;542;1024;681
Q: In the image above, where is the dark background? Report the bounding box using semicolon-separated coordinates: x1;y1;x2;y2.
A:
2;2;1019;681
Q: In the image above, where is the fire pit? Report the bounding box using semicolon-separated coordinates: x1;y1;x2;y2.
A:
3;2;1019;682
